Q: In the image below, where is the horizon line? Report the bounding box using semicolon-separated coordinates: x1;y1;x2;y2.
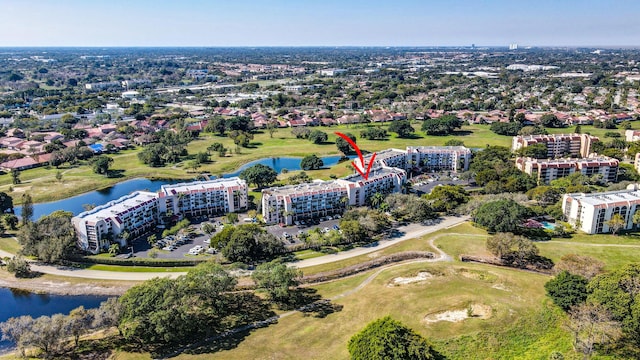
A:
0;45;639;49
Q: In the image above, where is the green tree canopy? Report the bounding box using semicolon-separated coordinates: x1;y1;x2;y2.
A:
389;120;415;138
474;199;533;233
421;115;463;136
336;132;357;155
301;154;324;170
348;316;439;360
239;164;278;189
252;260;302;304
545;271;588;311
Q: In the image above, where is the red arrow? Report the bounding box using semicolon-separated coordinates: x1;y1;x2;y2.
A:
335;132;377;180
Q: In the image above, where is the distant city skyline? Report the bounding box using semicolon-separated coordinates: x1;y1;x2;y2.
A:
2;0;639;47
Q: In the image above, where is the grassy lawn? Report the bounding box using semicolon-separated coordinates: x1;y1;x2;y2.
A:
85;264;192;272
0;235;20;254
141;262;569;360
293;249;325;261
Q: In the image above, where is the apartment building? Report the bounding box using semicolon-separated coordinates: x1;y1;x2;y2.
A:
261;181;348;225
355;146;471;174
562;184;640;234
158;178;248;217
261;166;406;225
516;156;619;184
407;146;472;173
72;177;248;253
72;191;159;253
512;134;598;158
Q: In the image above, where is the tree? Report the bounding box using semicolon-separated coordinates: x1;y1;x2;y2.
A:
29;314;67;356
474;199;532;233
66;306;94;347
490;122;522;136
340;220;368;243
517;143;548;159
18;210;78;263
348;316;439;360
566;303;622;358
11;169;20;185
252;260;302;304
527;186;563;205
606;214;625;235
5;256;31;278
545;271;588;311
385;194;436;222
0;315;34;357
388;120;415;138
108;243;120;256
360;127;387;140
308;130;328;144
541;113;564;128
588;263;640;344
421;115;463;136
0;192;13;213
266;121;277;138
336;132;357;155
21;193;33;225
239;164;278;189
301;154;324;170
486;232;539;267
55;171;63;182
424;185;469;213
201;222;215;235
92;155;113;176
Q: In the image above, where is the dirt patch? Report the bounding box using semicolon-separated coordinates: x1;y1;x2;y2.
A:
388;271;434;287
456;268;497;282
424;304;492;323
0;271;134;296
491;283;510;291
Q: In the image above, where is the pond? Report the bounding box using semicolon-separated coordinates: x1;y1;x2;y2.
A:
0;288;110;354
16;155;353;220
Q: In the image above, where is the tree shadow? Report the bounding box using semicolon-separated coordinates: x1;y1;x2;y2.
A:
452;130;473;136
399;134;424;139
106;169;125;178
299;299;344;318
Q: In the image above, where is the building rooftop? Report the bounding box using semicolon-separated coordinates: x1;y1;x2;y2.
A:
340;166;405;183
159;177;245;196
567;186;640;206
407;146;471;153
262;180;347;197
75;191;158;221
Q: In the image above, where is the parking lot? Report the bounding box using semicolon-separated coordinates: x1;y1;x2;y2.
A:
266;216;343;247
129;218;219;259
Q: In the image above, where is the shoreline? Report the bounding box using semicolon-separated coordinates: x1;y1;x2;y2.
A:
0;272;133;296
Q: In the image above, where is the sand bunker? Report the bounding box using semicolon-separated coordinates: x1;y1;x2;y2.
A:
389;271;433;286
424;304;492;323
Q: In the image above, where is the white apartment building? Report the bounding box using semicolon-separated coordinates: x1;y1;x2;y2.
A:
355;146;471;174
261;166;406;225
512;134;598;158
626;130;640;142
562;184;640;234
261;181;348;225
516;156;619;184
72;177;248;253
72;191;159;253
407;146;472;173
158;178;248;217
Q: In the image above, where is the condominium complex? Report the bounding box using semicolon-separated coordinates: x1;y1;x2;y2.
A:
261;181;348;225
262;166;406;225
562;184;640;234
72;178;248;253
158;178;248;217
72;191;159;253
512;133;598;158
516;156;619;184
407;146;472;173
356;146;471;174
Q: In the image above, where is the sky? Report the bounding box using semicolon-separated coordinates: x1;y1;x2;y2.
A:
1;0;639;47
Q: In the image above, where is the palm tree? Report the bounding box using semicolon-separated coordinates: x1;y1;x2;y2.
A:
369;192;385;209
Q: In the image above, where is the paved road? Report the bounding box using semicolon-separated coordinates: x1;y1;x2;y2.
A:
292;216;469;269
0;216;469;281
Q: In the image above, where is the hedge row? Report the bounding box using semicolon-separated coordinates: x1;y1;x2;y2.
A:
78;256;208;267
301;251;434;284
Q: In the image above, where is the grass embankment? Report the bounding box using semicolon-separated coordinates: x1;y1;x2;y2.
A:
0;235;20;254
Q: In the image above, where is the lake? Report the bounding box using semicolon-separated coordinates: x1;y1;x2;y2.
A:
15;155;353;220
0;288;109;354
